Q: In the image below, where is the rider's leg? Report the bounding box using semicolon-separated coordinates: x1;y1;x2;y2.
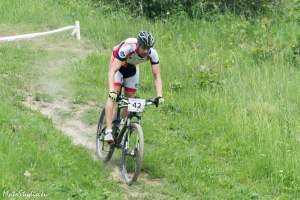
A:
105;83;121;130
104;56;123;141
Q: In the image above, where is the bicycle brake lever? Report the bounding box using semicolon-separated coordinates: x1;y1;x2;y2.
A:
148;98;158;107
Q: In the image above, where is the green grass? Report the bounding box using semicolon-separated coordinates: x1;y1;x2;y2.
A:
0;100;122;199
1;0;300;199
0;43;123;199
64;10;300;199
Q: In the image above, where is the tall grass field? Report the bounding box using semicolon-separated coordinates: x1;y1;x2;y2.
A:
1;0;300;199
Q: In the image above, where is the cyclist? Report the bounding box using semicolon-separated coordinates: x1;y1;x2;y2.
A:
104;31;164;142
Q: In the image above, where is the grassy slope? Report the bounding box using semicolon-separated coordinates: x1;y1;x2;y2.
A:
0;99;122;200
1;0;300;199
66;8;300;199
67;7;300;199
0;30;123;200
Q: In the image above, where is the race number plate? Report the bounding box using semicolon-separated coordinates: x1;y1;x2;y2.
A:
128;98;146;113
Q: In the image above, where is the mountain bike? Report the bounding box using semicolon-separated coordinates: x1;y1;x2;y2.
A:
96;95;158;185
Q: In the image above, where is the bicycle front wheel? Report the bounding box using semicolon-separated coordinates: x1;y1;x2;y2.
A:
96;108;114;162
120;122;144;185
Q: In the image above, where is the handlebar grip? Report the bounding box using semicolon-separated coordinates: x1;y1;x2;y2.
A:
117;95;128;101
146;98;158;107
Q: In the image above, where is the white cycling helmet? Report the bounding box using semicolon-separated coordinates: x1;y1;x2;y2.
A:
137;31;155;48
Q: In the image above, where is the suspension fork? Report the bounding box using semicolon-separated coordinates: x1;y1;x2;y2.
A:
126;115;141;150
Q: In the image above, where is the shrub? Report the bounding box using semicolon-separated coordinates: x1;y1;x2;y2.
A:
94;0;283;19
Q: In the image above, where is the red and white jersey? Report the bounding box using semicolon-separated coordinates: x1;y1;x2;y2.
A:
112;38;159;65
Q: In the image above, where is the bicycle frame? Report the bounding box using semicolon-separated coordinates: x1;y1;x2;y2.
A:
96;93;158;184
112;99;140;146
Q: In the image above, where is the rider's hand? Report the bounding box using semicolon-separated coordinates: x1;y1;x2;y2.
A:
154;96;164;107
109;91;118;101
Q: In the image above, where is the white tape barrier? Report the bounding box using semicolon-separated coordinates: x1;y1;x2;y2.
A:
0;21;80;42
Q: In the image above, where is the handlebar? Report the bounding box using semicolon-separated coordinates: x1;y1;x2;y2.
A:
117;95;159;107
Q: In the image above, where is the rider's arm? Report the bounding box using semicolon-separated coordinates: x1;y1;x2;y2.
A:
151;64;163;97
108;44;133;92
108;58;122;92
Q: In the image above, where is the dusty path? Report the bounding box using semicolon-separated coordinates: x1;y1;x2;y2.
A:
22;36;172;199
24;96;167;199
24;96;97;151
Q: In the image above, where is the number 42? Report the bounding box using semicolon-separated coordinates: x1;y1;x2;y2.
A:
133;102;142;109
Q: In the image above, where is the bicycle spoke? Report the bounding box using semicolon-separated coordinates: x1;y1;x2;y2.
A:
120;123;144;185
96;108;115;162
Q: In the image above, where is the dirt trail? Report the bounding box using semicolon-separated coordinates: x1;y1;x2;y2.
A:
24;95;167;199
22;37;170;199
24;96;97;151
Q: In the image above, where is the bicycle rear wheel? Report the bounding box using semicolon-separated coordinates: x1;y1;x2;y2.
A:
120;122;144;185
96;108;114;162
